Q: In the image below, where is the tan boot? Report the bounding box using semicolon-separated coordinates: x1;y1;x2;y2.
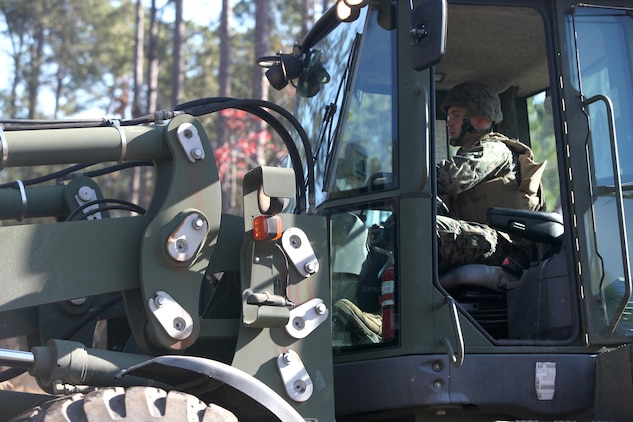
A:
333;298;382;343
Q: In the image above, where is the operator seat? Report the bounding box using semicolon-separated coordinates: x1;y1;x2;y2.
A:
440;207;574;340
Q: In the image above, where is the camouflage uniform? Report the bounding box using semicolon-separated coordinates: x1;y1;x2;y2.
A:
437;83;545;274
437;133;527;273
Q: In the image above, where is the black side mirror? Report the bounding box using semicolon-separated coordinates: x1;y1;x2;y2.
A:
410;0;447;71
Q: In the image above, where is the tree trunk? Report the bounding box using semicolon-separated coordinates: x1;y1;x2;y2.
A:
27;14;46;119
147;0;159;113
217;0;232;147
252;0;270;102
132;0;145;118
252;0;270;167
171;0;184;108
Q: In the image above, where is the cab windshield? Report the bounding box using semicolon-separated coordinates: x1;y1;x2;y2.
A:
294;3;397;206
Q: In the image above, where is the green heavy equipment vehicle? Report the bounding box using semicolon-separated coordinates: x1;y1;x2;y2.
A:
1;0;633;420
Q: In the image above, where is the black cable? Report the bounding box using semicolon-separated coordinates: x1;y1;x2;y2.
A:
176;98;309;212
175;97;315;213
79;204;146;221
64;198;146;222
0;162;98;188
81;160;154;178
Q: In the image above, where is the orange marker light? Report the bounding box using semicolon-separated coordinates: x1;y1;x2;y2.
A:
253;215;282;241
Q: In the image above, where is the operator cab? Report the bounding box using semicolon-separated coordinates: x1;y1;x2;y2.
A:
433;4;572;341
310;1;575;348
289;0;633;353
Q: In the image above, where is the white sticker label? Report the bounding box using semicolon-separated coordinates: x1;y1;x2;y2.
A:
535;362;556;400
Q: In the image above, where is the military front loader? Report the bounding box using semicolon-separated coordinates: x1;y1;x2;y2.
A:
1;0;633;420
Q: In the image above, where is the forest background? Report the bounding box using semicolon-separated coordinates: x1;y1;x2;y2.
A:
0;0;329;216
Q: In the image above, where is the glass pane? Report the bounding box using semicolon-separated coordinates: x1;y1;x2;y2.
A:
293;10;367;206
572;6;633;337
528;92;560;212
330;206;397;350
293;3;397;206
329;12;397;196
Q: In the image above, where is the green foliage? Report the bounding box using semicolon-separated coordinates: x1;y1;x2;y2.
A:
528;95;561;211
0;1;321;217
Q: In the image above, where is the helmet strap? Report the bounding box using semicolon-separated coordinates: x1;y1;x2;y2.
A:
460;115;491;137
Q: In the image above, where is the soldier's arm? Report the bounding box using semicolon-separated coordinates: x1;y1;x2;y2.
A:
437;141;513;196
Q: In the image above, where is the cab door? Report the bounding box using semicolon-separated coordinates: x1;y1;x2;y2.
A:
563;2;633;343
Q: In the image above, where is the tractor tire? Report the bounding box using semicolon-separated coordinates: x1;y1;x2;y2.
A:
10;386;237;422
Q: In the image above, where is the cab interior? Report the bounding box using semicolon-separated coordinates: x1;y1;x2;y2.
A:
330;2;577;349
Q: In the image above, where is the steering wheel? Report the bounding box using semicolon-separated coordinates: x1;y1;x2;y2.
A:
368;172;392;187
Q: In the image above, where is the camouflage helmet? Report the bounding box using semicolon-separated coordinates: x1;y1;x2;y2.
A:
440;82;503;123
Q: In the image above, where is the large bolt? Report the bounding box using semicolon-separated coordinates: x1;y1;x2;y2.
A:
304;261;317;274
289;235;302;249
173;317;186;331
315;303;327;315
191;148;203;159
192;217;204;230
175;238;188;253
293;379;307;394
155;295;166;307
282;353;293;365
78;186;94;201
292;316;305;330
69;297;87;306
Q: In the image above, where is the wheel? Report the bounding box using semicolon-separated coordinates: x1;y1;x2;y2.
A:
10;386;237;422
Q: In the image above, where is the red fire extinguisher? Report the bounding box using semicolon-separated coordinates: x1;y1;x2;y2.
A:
379;265;396;340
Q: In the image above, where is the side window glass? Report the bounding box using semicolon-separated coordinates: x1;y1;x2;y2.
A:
571;5;633;339
528;92;560;211
328;5;397;197
330;207;397;350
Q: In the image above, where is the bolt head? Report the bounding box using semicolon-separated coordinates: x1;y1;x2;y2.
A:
304;260;318;274
192;217;204;230
191;147;203;159
69;297;87;306
293;379;306;394
283;353;293;365
315;303;327;315
173;317;186;331
175;239;188;253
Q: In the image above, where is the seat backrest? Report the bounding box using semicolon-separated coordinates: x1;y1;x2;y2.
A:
486;207;563;245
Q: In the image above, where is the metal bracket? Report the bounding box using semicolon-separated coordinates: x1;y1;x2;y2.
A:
165;212;208;262
14;180;27;221
148;291;194;341
110;119;127;164
281;227;319;277
176;122;205;163
277;350;313;402
74;186;102;220
285;298;328;339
